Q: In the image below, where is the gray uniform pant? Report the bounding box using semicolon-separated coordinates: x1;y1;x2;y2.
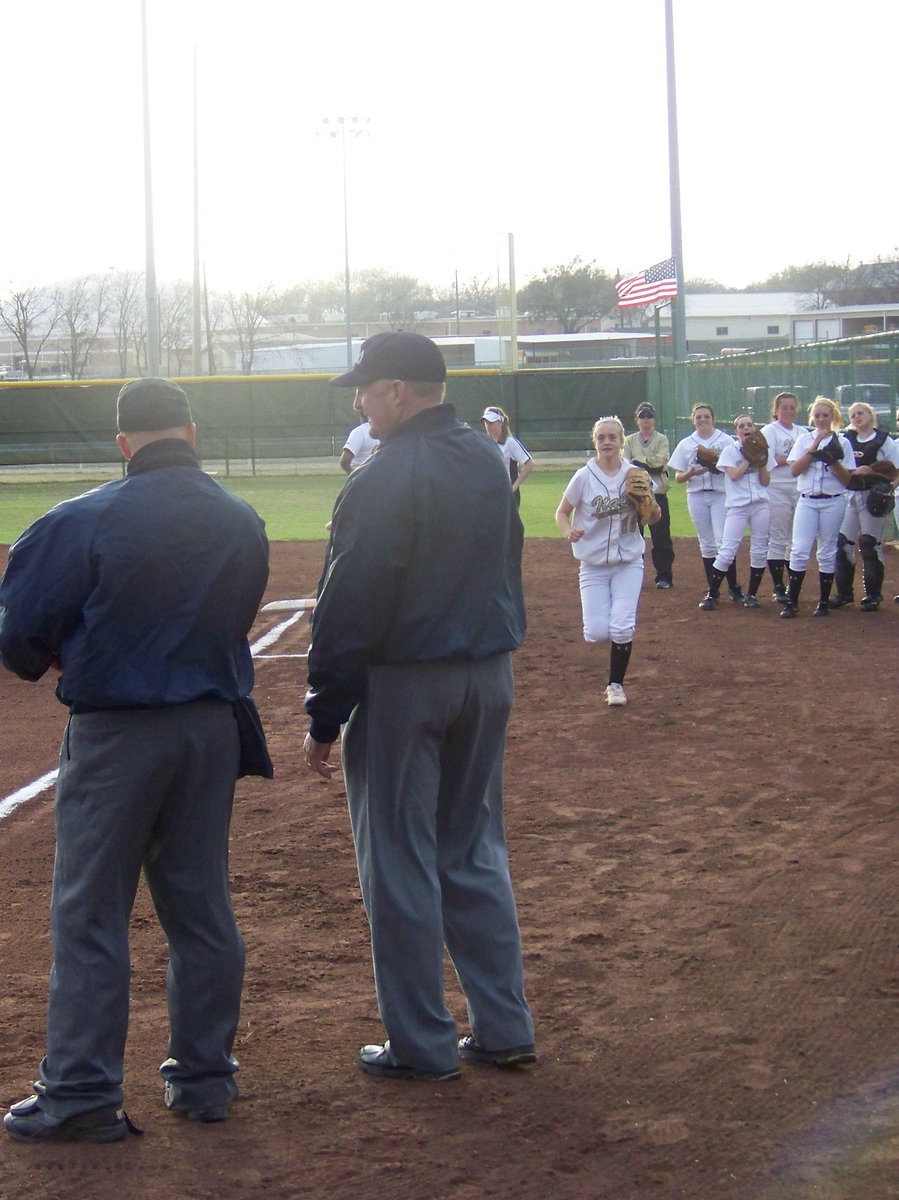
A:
37;700;244;1119
342;654;534;1075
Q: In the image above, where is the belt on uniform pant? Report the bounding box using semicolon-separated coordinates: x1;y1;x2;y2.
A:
800;493;839;499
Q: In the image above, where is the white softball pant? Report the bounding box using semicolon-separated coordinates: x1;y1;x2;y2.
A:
578;557;644;644
687;490;726;558
839;492;890;563
789;494;847;573
713;499;771;571
766;482;797;560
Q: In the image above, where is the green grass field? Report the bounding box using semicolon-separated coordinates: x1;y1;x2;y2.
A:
0;469;694;544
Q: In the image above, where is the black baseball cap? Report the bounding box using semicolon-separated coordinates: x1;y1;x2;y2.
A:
331;331;447;388
117;378;193;432
636;403;656;418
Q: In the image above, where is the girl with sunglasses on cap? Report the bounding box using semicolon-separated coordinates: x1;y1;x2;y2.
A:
555;416;660;708
481;407;533;506
623;402;674;588
667;402;744;602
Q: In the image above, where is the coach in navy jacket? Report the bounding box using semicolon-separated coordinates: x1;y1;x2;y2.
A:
0;378;269;1144
304;332;535;1082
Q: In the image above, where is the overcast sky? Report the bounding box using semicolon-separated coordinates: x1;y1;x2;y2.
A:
3;0;896;297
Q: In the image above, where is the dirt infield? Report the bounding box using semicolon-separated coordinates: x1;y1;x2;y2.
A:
2;537;899;1200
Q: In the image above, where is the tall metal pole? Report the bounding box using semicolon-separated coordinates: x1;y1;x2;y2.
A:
665;0;687;364
340;120;353;369
141;0;160;375
507;233;518;372
192;47;202;376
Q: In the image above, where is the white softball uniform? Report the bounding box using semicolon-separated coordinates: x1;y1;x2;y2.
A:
563;458;645;644
342;421;379;469
668;429;733;558
712;441;773;570
839;431;899;562
495;434;532;481
761;420;802;559
787;431;854;572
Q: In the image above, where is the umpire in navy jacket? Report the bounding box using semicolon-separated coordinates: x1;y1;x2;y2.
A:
0;378;270;1143
304;332;535;1081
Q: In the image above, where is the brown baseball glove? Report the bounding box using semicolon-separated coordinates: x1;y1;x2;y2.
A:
870;459;898;483
625;467;660;525
740;429;770;470
695;445;721;472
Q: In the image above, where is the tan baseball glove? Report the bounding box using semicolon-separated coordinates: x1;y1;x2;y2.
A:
695;445;721;472
740;430;770;470
625;467;661;525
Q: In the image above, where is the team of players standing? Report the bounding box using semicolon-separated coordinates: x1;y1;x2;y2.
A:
668;392;899;619
551;391;899;710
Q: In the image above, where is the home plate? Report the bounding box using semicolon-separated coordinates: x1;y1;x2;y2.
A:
262;598;316;612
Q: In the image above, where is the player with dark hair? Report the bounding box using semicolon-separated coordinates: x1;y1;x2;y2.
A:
623;402;674;588
481;405;534;504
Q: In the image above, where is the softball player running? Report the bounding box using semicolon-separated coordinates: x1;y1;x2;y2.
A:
698;415;774;610
832;401;899;610
760;391;802;603
555;417;659;707
782;396;854;617
668;403;743;601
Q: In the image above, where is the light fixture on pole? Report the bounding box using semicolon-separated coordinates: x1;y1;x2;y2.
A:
319;116;370;368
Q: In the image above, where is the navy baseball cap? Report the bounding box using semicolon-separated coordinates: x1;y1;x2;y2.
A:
331;331;447;388
117;378;192;432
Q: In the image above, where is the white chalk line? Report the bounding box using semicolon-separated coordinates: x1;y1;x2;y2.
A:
0;606;308;823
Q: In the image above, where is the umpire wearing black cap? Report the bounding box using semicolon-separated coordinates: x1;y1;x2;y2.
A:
0;378;270;1142
304;332;536;1081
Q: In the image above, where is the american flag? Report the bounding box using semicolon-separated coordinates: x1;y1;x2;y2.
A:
615;257;678;308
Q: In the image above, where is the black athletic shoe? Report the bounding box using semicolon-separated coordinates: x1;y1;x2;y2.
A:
163;1083;229;1123
697;595;716;611
728;588;745;603
779;604;798;619
828;594;854;609
458;1036;537;1068
655;579;673;589
743;595;761;609
3;1095;134;1143
772;588;789;605
813;601;830;616
859;596;881;612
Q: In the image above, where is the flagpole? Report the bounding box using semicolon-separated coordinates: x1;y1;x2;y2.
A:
665;0;687;364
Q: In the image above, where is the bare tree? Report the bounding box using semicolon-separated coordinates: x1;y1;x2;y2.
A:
54;274;111;379
203;281;227;375
158;282;193;375
225;286;276;374
0;287;60;379
108;270;144;377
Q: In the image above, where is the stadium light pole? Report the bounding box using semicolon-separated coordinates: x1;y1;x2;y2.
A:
192;47;203;376
320;116;370;369
141;0;160;375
